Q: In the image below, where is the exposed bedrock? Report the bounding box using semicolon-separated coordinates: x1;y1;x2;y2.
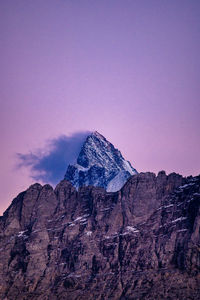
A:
0;172;199;299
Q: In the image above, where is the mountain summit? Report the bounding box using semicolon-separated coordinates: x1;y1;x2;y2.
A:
64;131;137;191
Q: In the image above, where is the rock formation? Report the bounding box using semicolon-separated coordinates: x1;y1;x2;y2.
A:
0;171;199;299
65;131;137;192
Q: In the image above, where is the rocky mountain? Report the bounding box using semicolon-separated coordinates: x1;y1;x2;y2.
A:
0;171;199;299
64;131;137;192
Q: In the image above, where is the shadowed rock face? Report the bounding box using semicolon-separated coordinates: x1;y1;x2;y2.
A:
0;172;199;300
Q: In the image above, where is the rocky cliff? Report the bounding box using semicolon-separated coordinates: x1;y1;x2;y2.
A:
0;171;199;299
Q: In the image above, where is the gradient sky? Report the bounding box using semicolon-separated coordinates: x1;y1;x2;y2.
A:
1;0;200;215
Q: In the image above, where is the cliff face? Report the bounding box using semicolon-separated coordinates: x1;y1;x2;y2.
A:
0;172;199;300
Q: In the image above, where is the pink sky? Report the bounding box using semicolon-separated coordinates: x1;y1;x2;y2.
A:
1;0;200;215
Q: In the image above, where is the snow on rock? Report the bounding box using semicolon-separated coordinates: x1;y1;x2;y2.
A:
126;226;139;233
107;170;131;192
86;231;92;236
178;183;195;189
65;131;137;192
172;217;187;223
177;229;187;232
17;231;28;237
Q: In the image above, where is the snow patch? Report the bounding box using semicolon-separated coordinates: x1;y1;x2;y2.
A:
100;207;111;212
157;204;174;210
179;183;195;189
172;217;187;223
86;231;92;236
107;170;130;192
126;226;139;233
17;231;28;237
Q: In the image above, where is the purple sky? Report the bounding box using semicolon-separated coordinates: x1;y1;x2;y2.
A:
1;0;200;215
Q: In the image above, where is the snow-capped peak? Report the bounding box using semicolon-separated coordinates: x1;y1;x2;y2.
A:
64;131;137;192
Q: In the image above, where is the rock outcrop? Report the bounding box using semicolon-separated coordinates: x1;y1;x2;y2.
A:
0;172;199;299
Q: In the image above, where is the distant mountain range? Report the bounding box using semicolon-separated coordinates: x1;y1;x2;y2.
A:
65;131;137;192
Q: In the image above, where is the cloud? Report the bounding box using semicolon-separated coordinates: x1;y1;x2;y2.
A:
16;131;91;185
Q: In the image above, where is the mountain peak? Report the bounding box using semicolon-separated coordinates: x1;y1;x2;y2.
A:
92;130;104;138
91;131;108;142
65;131;137;191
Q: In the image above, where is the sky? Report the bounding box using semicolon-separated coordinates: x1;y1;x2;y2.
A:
1;0;200;215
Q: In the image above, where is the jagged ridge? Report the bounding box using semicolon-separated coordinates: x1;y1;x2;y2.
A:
0;172;199;299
